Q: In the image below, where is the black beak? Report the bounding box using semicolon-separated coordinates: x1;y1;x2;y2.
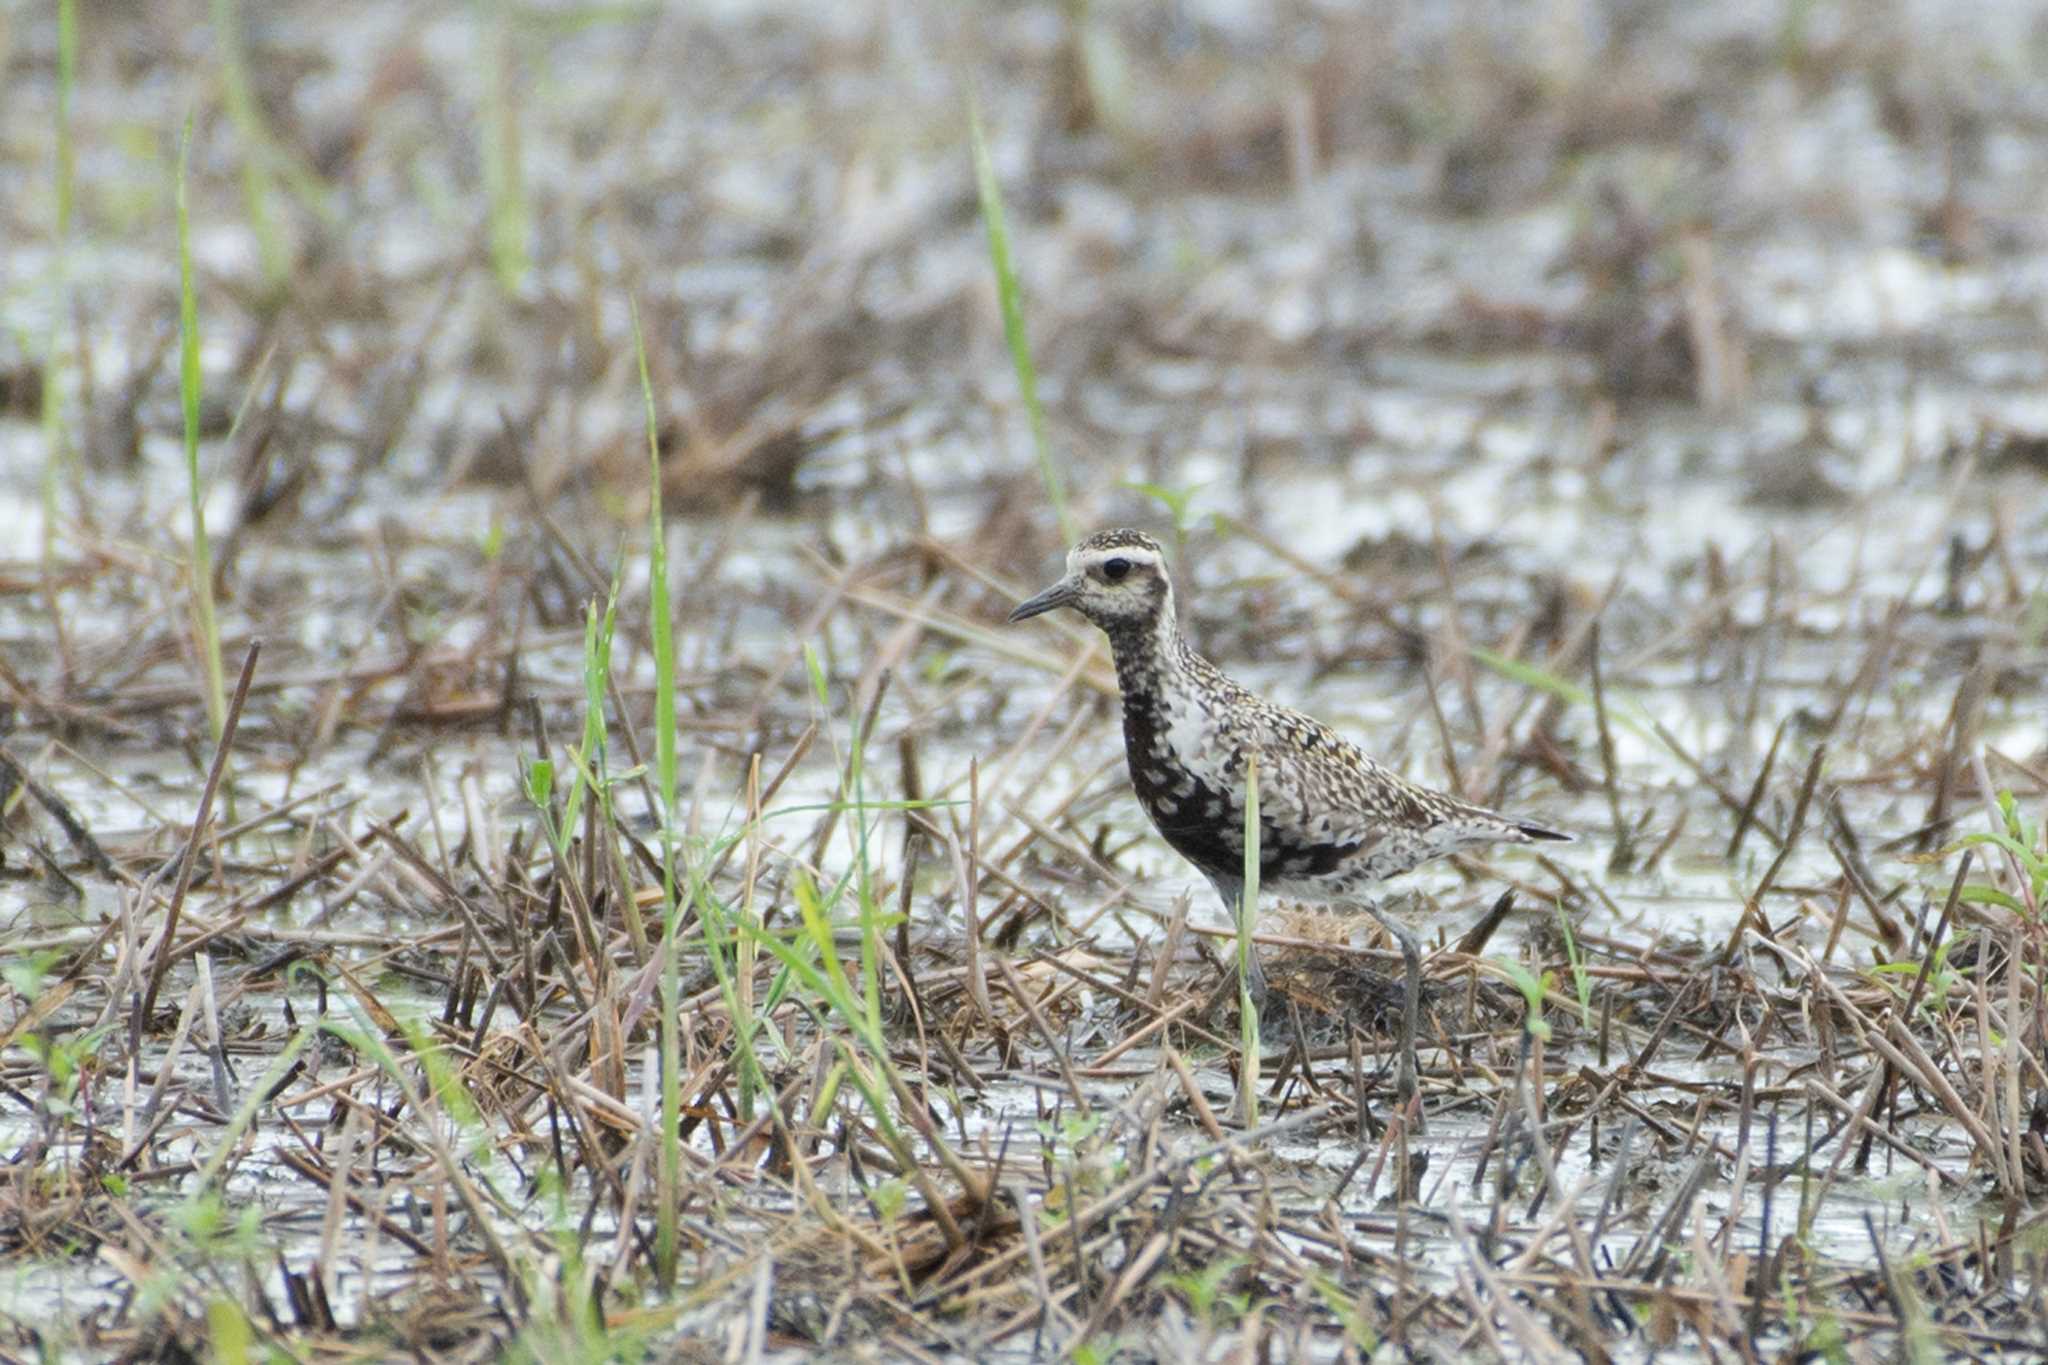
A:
1007;576;1081;623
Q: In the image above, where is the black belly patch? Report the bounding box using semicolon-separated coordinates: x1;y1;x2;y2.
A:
1122;698;1358;881
1146;798;1361;882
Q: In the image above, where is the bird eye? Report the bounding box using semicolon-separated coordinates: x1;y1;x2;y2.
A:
1102;557;1131;582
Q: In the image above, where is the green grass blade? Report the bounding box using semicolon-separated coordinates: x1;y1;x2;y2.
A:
845;702;882;1040
210;0;296;287
1470;641;1671;743
1556;903;1592;1027
56;0;77;235
177;117;228;741
560;588;619;840
968;96;1071;541
1468;644;1594;711
631;300;681;1285
481;1;530;291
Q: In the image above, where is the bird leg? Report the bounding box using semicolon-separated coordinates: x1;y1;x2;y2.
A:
1243;942;1268;1003
1208;875;1266;1005
1365;904;1423;1127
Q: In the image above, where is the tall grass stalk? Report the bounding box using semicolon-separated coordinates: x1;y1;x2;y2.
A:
209;0;287;287
1238;755;1261;1127
679;848;765;1113
631;302;682;1286
41;0;79;562
738;754;762;1055
588;594;652;957
55;0;77;235
807;649;885;1044
209;0;339;287
481;1;531;292
1556;903;1592;1028
524;584;651;957
560;592;617;838
177;119;229;741
968;97;1072;541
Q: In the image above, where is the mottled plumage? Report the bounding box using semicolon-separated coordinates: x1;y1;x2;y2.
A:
1009;528;1570;1117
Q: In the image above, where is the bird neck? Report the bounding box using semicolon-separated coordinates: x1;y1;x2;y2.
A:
1102;604;1191;709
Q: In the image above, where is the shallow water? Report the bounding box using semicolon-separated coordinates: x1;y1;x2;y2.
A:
4;0;2048;1357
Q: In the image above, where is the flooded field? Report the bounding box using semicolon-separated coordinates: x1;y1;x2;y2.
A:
3;0;2047;1358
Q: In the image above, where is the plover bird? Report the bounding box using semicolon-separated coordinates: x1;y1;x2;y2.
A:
1008;528;1570;1115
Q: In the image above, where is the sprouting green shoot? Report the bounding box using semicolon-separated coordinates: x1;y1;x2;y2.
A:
1494;959;1554;1043
523;579;649;957
1163;1254;1250;1330
1556;904;1592;1028
968;95;1071;541
1917;789;2046;919
177;117;228;742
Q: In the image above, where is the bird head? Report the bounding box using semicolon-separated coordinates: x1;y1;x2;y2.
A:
1008;528;1172;632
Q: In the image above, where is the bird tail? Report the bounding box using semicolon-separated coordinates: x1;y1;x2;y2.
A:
1515;819;1572;842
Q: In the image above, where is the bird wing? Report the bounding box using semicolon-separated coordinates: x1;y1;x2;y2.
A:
1245;704;1520;864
